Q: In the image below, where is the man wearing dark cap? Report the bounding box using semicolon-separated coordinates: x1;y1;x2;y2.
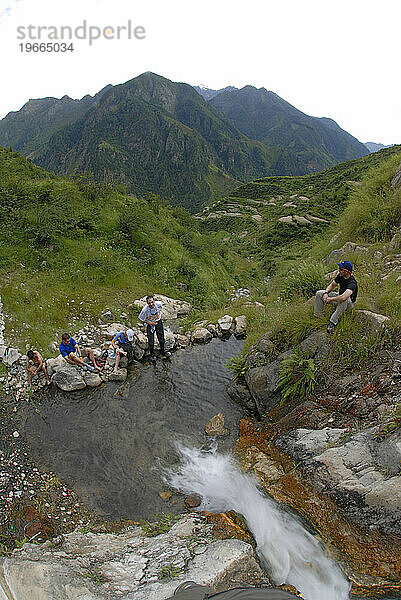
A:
314;260;358;333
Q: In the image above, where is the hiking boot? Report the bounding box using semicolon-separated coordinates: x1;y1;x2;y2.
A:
327;321;337;333
160;351;171;359
174;581;197;595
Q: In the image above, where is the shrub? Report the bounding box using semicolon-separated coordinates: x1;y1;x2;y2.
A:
337;154;401;243
280;260;326;300
275;348;316;404
225;353;247;380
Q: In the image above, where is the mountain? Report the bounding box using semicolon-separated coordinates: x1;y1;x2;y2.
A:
0;85;112;156
365;142;392;153
209;86;369;175
0;73;370;212
0;73;278;212
194;85;238;100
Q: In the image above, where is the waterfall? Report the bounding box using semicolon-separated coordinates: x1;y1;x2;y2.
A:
166;444;351;600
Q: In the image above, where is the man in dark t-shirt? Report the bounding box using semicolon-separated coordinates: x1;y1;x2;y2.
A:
314;260;358;333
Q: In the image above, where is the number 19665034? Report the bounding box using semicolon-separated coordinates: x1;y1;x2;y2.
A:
19;42;74;52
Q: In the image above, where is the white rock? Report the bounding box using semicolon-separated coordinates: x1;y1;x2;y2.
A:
234;315;247;338
217;315;233;332
191;328;212;344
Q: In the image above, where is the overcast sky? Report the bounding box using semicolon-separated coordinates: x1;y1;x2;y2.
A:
0;0;400;145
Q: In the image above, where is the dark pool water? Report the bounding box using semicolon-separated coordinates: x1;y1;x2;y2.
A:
21;337;244;519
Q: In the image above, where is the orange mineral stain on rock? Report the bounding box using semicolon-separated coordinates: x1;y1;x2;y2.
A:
234;420;401;596
202;510;252;543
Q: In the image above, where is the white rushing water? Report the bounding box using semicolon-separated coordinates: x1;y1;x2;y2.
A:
166;444;351;600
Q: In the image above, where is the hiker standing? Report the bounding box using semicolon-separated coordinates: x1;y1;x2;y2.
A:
138;295;168;358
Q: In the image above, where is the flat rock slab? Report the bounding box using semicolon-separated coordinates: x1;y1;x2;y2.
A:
98;323;126;339
1;515;263;600
108;368;127;382
275;426;401;537
205;413;228;436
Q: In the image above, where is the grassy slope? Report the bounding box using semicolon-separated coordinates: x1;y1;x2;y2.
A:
194;147;401;364
1;145;401;364
197;145;401;269
0;148;261;352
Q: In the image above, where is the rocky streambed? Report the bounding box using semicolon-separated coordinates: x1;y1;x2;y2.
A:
1;292;401;599
228;322;401;597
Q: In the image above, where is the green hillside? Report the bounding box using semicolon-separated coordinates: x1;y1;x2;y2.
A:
0;86;112;156
0;73;370;213
0;147;260;351
197;145;401;271
0;74;277;213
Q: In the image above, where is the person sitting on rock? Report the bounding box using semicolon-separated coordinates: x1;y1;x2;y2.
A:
26;349;51;390
111;328;138;373
59;333;101;372
314;260;358;333
138;295;169;359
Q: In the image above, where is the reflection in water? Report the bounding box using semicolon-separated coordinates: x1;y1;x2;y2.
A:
22;337;244;519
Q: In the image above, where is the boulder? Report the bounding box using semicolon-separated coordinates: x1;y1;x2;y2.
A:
135;331;147;349
207;324;217;336
389;231;401;250
234;315;247;338
0;346;21;367
245;359;282;415
191;328;212;344
325;241;356;264
217;315;233;333
82;372;103;388
46;354;66;377
355;310;390;333
100;309;113;321
275;427;401;537
132;345;145;360
51;364;87;392
226;379;257;413
98;323;126;339
174;334;191;348
152;329;176;352
2;515;264;600
106;354;128;369
205;413;228;436
108;368;127;382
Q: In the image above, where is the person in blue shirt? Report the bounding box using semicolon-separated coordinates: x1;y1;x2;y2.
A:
59;333;101;372
111;328;138;373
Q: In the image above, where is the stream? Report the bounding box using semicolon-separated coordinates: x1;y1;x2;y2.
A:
21;337;244;519
19;336;398;599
